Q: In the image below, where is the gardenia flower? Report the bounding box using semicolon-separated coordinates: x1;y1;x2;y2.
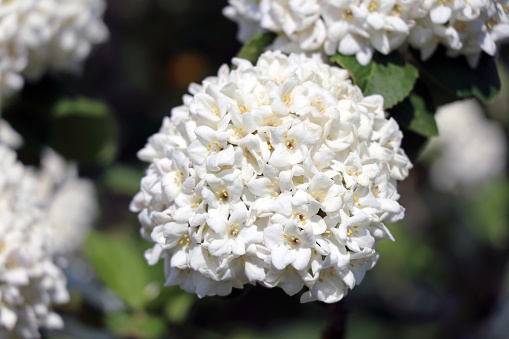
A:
422;99;507;194
0;144;69;338
224;0;509;67
131;51;412;303
0;0;108;100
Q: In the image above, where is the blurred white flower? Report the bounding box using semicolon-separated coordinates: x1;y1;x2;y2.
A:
423;99;507;194
223;0;265;42
38;148;98;256
0;145;69;338
224;0;509;67
0;0;109;100
0;119;23;149
0;126;97;337
131;51;412;303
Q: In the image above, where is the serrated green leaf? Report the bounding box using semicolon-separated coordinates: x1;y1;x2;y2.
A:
105;311;166;339
417;47;500;102
389;80;438;137
50;97;118;166
236;32;276;65
84;231;152;310
331;52;419;109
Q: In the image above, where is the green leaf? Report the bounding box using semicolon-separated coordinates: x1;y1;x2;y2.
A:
101;165;144;196
105;311;166;339
417;47;500;102
389;80;438;137
468;179;509;249
84;231;152;310
50;97;118;166
164;292;195;323
236;32;277;65
331;52;419;109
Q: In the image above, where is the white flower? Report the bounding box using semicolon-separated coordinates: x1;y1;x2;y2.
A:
0;119;23;149
131;51;412;303
0;145;69;338
38;148;98;256
0;125;97;337
0;0;108;100
224;0;509;67
223;0;265;43
422;99;507;194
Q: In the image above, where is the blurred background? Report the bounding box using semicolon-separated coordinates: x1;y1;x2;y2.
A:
2;0;509;338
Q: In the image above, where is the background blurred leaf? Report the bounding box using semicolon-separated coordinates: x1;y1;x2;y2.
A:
467;179;509;249
235;32;276;65
331;52;418;109
84;230;152;310
50;97;118;166
417;47;500;102
377;222;438;278
389;80;438;137
105;311;166;339
164;292;195;323
101;164;144;196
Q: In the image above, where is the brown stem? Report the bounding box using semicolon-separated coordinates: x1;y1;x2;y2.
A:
321;297;349;339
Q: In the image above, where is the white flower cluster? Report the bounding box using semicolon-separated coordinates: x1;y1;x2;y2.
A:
0;0;108;100
38;148;99;257
423;99;507;194
0;145;69;338
131;51;412;303
224;0;509;67
0;132;98;337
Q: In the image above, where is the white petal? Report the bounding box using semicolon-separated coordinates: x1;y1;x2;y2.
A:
430;5;452;24
272;245;296;269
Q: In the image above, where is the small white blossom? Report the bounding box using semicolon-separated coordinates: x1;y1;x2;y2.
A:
132;51;412;303
422;99;507;194
224;0;509;67
0;0;109;100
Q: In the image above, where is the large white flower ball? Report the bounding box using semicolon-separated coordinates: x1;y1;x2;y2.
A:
224;0;509;67
131;51;412;303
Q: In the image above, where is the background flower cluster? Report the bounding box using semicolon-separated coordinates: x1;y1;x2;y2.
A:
0;0;108;99
0;0;105;336
0;132;97;338
225;0;509;66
